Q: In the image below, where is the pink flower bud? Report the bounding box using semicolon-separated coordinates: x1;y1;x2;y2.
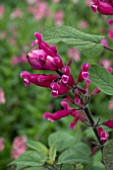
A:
43;110;70;122
103;120;113;129
108;19;113;25
20;72;58;88
91;87;101;96
62;66;70;75
97;127;109;142
70;117;79;129
27;49;46;70
91;0;113;15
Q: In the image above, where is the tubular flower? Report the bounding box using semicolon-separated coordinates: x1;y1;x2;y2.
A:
20;71;59;87
78;63;90;82
91;0;113;15
97;127;109;142
27;32;64;71
43;100;86;128
103;120;113;128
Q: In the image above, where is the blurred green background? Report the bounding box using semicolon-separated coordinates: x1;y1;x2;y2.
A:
0;0;113;169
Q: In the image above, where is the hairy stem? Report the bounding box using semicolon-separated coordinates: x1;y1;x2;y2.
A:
104;46;113;52
84;107;104;150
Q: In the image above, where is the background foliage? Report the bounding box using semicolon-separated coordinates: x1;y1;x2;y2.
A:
0;0;113;169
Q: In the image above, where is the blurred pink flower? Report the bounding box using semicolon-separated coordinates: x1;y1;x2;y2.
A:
108;99;113;110
52;0;60;3
78;21;89;29
100;38;108;47
109;28;113;40
0;137;5;151
108;19;113;25
28;1;52;21
0;88;6;104
0;5;5;18
10;8;23;19
11;136;27;159
11;53;28;65
68;48;80;62
54;11;64;26
100;59;112;68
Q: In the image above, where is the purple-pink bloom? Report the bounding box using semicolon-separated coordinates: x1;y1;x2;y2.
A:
78;63;90;82
20;71;59;87
97;127;109;142
43;100;86;128
28;33;64;71
50;82;71;98
108;19;113;25
91;0;113;15
100;38;108;47
103;120;113;128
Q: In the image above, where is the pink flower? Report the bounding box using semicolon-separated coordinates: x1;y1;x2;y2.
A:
68;48;80;62
109;28;113;40
103;120;113;129
0;137;5;151
97;127;109;142
11;136;27;159
91;0;113;15
91;87;101;96
100;38;108;47
54;11;64;26
78;63;90;82
20;71;59;87
43;100;86;128
50;82;71;98
0;88;6;104
28;33;64;71
108;19;113;25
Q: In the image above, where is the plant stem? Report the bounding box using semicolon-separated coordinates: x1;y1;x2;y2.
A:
104;46;113;52
84;107;104;150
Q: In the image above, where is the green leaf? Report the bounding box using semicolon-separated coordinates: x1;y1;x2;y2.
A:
9;151;47;170
58;164;76;170
103;139;113;170
26;140;48;156
48;144;57;164
91;166;106;170
43;26;104;57
89;64;113;95
48;131;75;151
24;167;48;170
58;143;90;164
